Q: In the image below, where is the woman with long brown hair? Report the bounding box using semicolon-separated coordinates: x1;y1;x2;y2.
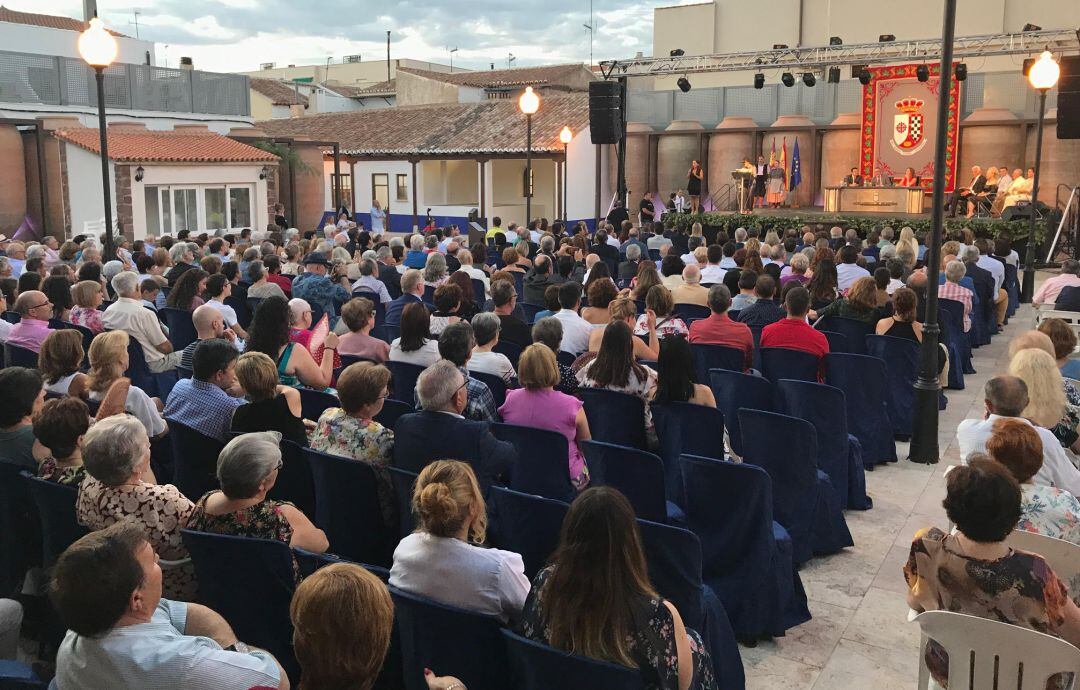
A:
520;487;717;690
578;320;658;443
812;276;880;324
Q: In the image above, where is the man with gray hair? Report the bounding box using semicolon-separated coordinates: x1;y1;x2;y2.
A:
350;258;391;304
688;284;754;369
681;236;704;266
384;268;426;325
456;248;490;297
437;322;497;422
102;271;179;371
403;234;426;269
878;226;895;248
618;243;642;281
1034;259;1080;307
165;242;196;286
392;359;516;492
672;264;709;307
939;260;974;332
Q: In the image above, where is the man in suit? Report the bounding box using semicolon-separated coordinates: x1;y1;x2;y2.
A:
392;360;516;493
383;269;425;325
946;166;986;218
842;167;863;187
617;244;642;281
962;246;1001;332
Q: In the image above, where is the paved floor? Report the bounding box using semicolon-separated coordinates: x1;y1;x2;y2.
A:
741;289;1035;689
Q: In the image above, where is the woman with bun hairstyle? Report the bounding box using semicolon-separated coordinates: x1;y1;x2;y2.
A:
389;460;529;623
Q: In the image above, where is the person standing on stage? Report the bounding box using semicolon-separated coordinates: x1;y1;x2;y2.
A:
766;164;786;209
686;160;704;215
752;155;769;209
639;192;655;226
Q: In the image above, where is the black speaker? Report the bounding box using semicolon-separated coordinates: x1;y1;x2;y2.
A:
589;80;623;145
1002;201;1050;221
1058;56;1080;140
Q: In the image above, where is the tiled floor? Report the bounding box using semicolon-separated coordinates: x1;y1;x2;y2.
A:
742;288;1034;689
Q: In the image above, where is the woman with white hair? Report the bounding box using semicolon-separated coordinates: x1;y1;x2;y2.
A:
76;414;197;600
186;431;328;580
288;297;341;370
423;252;449;288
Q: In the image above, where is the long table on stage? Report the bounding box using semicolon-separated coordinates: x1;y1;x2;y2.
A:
824;186;924;214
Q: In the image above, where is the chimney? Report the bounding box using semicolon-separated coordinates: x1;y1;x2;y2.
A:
179;57;194;71
173;124;211;134
107;122;148;132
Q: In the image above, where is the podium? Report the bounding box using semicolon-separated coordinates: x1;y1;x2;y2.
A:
731;171;753;214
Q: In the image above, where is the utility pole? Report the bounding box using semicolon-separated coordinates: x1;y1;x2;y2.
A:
128;9;140;38
508;53;516;69
386;31;391;84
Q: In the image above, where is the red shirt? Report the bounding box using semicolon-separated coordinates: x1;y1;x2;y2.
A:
688;313;755;368
267;272;293;297
760;318;830;360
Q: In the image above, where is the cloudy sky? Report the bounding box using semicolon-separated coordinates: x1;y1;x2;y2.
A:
28;0;669;74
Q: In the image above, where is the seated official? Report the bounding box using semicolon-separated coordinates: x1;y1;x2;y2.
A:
761;287;830;361
469;312;517;384
520;487;717;690
7;290;54;353
87;331;168;439
230;352;308;447
77;414;197;601
39;329;89;399
688;285;755;370
986;419;1080;545
103;271;180;372
905;458;1080;688
650;336;716;408
186;431;328;578
0;367;44;470
390;460;530;624
337;297;390;363
390;302;441;368
51;522;288;690
164;339;245;443
33;397;90;486
392;360;515;493
246;297;337;390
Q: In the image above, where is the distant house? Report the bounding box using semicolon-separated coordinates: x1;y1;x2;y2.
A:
249;78;309;120
395;64;594;106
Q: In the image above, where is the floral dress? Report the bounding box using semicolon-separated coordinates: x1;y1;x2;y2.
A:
36;458;87;486
76;478;197;601
309;408;396;530
1018;484;1080;548
69;306;104;334
520;567;717;690
1051;379;1080;449
186;493;298;581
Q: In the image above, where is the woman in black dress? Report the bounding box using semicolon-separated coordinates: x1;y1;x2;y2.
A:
686;160;704;215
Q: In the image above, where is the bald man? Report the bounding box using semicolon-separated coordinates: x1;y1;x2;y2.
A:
672;265;710;307
7;290;54;353
179;304;236;371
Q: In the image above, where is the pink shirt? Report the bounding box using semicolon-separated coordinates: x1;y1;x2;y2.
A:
1033;274;1080;306
498;388;588;489
7;318;52;353
69;306;105;334
338;332;391;362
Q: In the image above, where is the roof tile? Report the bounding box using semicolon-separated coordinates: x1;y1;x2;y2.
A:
0;6;128;36
396;64;588;90
250;78;309;106
53;128;279;164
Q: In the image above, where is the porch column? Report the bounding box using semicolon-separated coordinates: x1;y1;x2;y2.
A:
410;158;418;231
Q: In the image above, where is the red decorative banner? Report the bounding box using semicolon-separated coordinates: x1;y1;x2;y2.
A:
859;63;961;193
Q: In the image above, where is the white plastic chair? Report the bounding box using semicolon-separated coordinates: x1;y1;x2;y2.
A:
1035;310;1080;339
915;610;1080;689
1006;529;1080;597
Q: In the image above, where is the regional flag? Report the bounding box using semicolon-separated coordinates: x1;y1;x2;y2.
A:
779;137;789;186
768;139;777;167
790;137;803;191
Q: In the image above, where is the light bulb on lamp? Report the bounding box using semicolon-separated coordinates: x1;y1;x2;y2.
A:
518;86;540;115
78;17;118;68
1028;50;1060;91
559;126;573;145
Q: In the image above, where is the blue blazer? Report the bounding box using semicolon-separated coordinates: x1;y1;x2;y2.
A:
392;411;516;492
384;293;423;325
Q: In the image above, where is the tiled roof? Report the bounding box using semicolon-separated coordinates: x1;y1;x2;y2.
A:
397;64;589;90
53;128;280;163
258;94;589;156
325;80;395;98
0;6;128;36
250;78;309;106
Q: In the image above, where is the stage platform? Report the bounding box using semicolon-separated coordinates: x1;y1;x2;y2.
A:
711;206;932;220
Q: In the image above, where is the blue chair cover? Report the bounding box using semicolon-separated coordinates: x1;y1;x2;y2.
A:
48;320;94;353
160;307;198;349
270;440;315;517
490;423;574;502
471;370;508;407
422;285;437;303
0;660;44;689
679;456;811;639
749;325;763;371
4;344;37;369
124;337;178;400
1004;262;1020;316
340;353;378;367
581;440;683;524
376;398;413;430
673;303;711;322
556;350;576;368
224;295;252;330
691;343;745;381
386;361;427;404
180;530;298;683
502;629;646;690
776;380;871;510
297;387;339;421
371;323;400;344
176;366;193;379
0;311;19;324
492;340;523;370
760;347;818;384
819;330;848;354
304;447;394;567
939;297;975;379
823;353;898;466
865;334;920;439
489;487;568;579
815;316;873;355
21;474;87;568
651;402;725;507
738;410;853;563
246;297;264;322
0;463;39;596
707;369;773;458
638;518;745;689
165;418;224;502
390;586;507;690
389;466;419;539
470;279;486;305
971;273;997;345
580;389;647;450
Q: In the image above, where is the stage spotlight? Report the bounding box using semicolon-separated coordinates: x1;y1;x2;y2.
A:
1022;23;1042;32
829;36;843;46
916;64;930;82
858;68;872;85
670;48;685;57
827;66;841;83
753;73;765;89
677;76;691;92
803;72;816;87
781;72;795;87
955;63;967;81
772;43;788;50
878;34;896;42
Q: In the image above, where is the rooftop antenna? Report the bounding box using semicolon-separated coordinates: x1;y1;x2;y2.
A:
583;0;593;67
128;9;141;39
448;46;458;73
508;52;516;69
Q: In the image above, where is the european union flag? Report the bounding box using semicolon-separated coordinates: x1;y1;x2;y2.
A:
790;138;802;191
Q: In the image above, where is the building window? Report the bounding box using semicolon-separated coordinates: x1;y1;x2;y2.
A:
372;173;390;209
331;173;352;208
144;184;255;234
396;174;408;201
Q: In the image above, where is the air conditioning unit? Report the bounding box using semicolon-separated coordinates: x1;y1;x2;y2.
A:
344;54;362;64
260;62;275;70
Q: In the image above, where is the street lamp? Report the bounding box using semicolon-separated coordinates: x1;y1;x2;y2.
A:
1021;50;1060;303
559;126;572;222
78;17;119;262
518;86;540;227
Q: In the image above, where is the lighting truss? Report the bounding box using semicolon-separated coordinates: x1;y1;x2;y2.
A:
598;28;1079;79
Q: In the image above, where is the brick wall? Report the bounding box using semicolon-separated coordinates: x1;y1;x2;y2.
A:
114;163;133;241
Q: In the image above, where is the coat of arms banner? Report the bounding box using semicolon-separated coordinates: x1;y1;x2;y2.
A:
860;63;961;192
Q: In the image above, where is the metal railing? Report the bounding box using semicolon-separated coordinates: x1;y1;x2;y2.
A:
1047;184;1080;262
709;183;736;212
0;49;250;117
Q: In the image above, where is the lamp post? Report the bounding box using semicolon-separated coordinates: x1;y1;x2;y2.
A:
559;126;573;223
1021;50;1060;303
518;86;540;228
78;17;119;262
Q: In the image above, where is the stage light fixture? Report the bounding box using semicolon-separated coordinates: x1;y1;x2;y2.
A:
916;64;930;82
858;68;872;85
670;48;685;57
878;34;895;42
781;72;795;87
955;63;967;81
753;73;765;89
827;66;841;83
829;36;843;46
677;76;691;92
1022;23;1042;32
803;72;816;87
772;43;788;50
